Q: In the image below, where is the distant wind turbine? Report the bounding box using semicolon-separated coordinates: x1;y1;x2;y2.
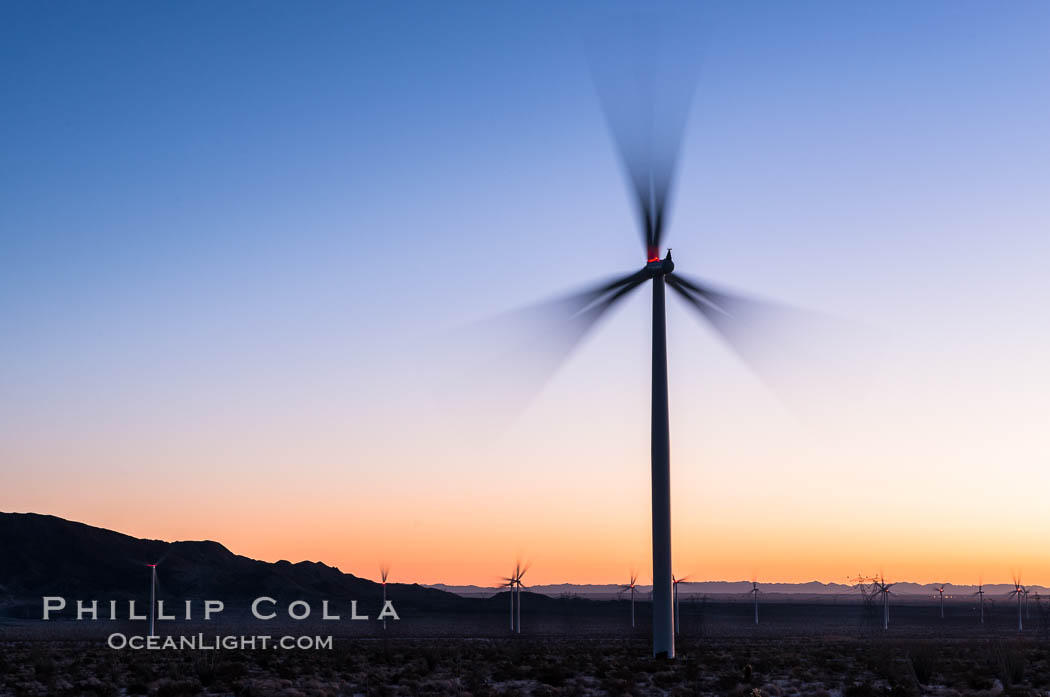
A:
873;576;894;630
380;564;390;630
146;563;158;637
751;580;760;625
1009;575;1025;632
975;583;985;624
621;571;640;628
935;584;946;619
500;573;516;632
502;561;528;634
672;575;689;636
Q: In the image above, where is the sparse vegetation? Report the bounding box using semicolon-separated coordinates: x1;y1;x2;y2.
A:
1;634;1048;696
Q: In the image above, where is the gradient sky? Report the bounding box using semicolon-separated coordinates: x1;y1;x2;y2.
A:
2;1;1048;587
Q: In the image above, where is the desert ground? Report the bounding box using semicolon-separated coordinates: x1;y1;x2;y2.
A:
2;600;1049;696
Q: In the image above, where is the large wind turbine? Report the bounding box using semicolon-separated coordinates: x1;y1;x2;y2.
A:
621;571;640;628
975;584;985;624
478;18;842;659
482;68;827;663
751;580;760;625
935;584;946;619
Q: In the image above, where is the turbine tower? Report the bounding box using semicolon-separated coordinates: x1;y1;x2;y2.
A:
146;563;157;637
621;571;639;628
1010;576;1025;632
751;580;760;625
975;584;985;624
935;584;946;619
672;575;689;636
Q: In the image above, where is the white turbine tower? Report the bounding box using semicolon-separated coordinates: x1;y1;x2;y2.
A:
935;584;946;619
380;564;390;630
975;584;985;624
621;571;639;629
672;575;689;636
751;580;760;625
146;563;158;637
1010;575;1025;632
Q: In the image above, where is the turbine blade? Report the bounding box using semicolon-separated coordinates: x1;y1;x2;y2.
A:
585;9;701;256
667;273;873;412
439;270;648;428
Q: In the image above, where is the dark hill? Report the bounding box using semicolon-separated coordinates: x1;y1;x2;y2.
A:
0;512;465;613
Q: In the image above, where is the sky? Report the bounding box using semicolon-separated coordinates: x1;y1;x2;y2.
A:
2;1;1048;587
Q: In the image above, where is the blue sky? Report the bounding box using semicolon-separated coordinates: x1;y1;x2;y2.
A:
2;1;1048;583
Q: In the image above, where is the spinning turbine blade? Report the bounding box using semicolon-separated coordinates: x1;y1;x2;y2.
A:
448;270;649;423
587;11;700;257
667;273;867;409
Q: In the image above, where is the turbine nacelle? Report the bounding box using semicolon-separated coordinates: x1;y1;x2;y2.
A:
645;250;674;276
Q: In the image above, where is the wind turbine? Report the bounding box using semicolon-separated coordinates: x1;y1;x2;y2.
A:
502;561;528;634
380;564;390;630
1010;576;1025;632
467;13;855;659
751;580;760;625
672;575;689;636
500;572;516;632
476;57;844;663
873;576;894;630
146;563;157;637
621;571;640;628
975;584;985;624
514;562;528;634
935;584;946;619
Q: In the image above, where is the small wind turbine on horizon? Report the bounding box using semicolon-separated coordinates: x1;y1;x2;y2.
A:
1010;575;1025;632
975;583;985;624
751;580;760;626
146;562;158;637
380;564;390;630
621;571;640;629
672;575;689;636
935;584;946;619
874;576;894;630
502;561;529;634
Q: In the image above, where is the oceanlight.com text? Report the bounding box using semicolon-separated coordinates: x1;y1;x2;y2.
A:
107;633;333;651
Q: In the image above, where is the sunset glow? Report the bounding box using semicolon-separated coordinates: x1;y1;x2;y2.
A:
2;1;1048;589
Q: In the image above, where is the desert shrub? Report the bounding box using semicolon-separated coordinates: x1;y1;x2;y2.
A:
991;640;1026;687
906;643;937;685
